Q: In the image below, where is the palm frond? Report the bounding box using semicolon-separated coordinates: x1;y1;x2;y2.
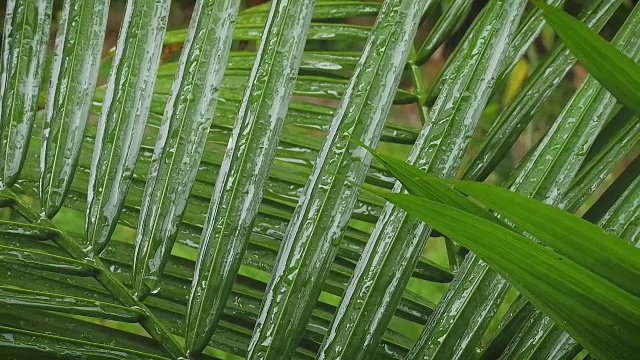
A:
0;0;637;359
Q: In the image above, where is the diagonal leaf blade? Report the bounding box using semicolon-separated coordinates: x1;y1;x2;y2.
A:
374;191;640;360
0;286;144;322
463;0;621;181
184;0;316;355
132;0;240;298
0;244;98;276
321;1;527;358
0;0;53;188
247;0;429;358
86;0;172;256
436;179;640;296
415;0;472;65
39;0;110;218
533;0;640;116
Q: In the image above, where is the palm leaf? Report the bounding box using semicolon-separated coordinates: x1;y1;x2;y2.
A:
533;0;640;116
133;0;239;301
0;0;637;359
185;0;314;355
39;0;109;218
370;189;640;360
86;0;172;257
0;0;52;188
248;1;430;358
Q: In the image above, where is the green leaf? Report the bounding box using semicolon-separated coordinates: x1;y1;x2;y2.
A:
562;106;639;212
493;163;640;359
0;220;58;241
237;0;381;23
0;325;170;360
17;121;451;289
426;0;565;105
438;179;640;296
248;1;429;358
0;308;168;359
363;135;640;359
533;0;640;116
352;139;498;224
415;0;472;65
2;239;417;359
479;295;536;359
498;0;566;79
39;0;109;218
505;2;640;200
463;0;621;181
373;191;640;360
0;244;97;276
598;171;640;245
321;1;527;358
476;5;640;356
132;0;240;299
164;23;372;45
418;5;640;357
0;286;144;322
0;0;53;188
184;0;316;355
86;0;172;256
584;155;640;224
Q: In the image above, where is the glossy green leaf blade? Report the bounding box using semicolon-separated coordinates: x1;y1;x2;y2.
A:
479;295;534;359
0;0;53;188
0;220;57;241
507;3;640;200
320;1;526;358
39;0;109;218
238;1;380;24
2;235;419;360
354;140;498;224
132;0;240;297
5;184;186;357
420;6;640;357
375;191;640;360
415;0;471;64
562;107;639;212
0;307;169;359
247;1;428;358
441;179;640;296
0;244;97;276
497;0;565;78
360;146;640;296
164;22;371;45
0;286;143;322
463;0;621;181
498;170;640;359
184;0;316;355
583;155;640;224
11;210;188;357
599;175;640;246
465;7;640;356
0;325;170;360
86;0;172;256
426;0;564;104
18;119;451;290
533;0;640;116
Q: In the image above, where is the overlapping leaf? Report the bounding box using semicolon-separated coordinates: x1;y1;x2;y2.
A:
0;0;53;188
533;0;640;116
39;0;109;218
247;1;429;358
185;0;316;355
86;0;172;257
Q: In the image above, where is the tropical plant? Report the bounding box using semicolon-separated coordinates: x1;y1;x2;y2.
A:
0;0;637;359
